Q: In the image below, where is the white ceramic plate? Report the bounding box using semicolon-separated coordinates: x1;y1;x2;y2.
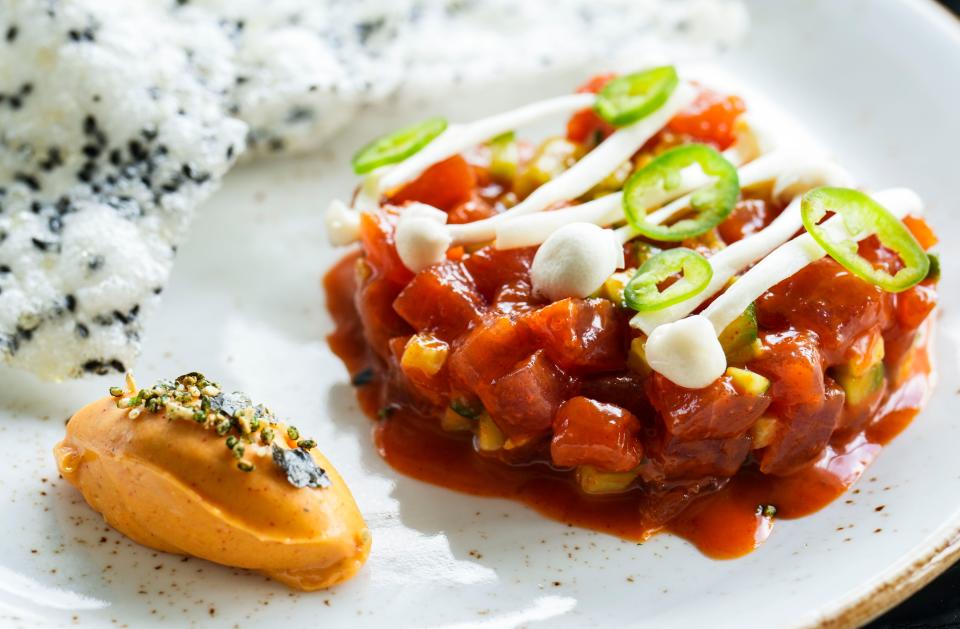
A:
2;1;959;627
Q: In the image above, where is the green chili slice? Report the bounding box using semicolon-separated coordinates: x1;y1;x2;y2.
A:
623;144;740;242
594;66;679;127
800;187;929;293
624;247;713;312
351;117;448;174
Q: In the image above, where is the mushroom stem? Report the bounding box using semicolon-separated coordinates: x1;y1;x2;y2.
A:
378;93;596;192
629;158;854;334
446;84;697;245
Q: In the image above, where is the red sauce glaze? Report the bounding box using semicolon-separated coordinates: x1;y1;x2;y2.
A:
322;85;938;559
324;246;935;558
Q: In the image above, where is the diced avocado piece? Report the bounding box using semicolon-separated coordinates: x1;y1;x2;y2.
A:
514;137;584;198
627;336;652;377
584;159;634;200
719;303;760;362
576;465;641;495
726;367;770;397
503;434;537;451
489;131;518;183
475;413;506;451
450;399;482;419
836;362;885;407
846;334;885;378
598;270;634;305
441;407;474;432
727;338;763;365
926;253;940;282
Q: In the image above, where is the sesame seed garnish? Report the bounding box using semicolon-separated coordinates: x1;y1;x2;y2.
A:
104;372;327;486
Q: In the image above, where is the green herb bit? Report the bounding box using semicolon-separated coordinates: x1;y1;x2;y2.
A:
215;418;231;435
109;386;124;398
232;443;245;460
225;436;239;450
260;428;275;445
377;406;396;420
350;367;375;387
926;253;940;282
165;406;193;422
235;407;254;433
450;400;482;420
757;504;778;518
298;439;317;450
237;460;255;473
287;426;300;441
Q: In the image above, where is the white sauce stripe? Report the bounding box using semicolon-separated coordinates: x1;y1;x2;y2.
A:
447;83;698;244
495;193;622;250
493;133;779;251
494;161;716;250
377;93;596;192
641;188;923;389
613;148;801;245
630;157;853;333
700;187;924;335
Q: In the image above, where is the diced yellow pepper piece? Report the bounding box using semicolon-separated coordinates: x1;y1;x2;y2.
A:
598;270;634;305
441;407;474;432
627;336;652;377
750;416;779;449
514;137;584;198
475;413;505;452
576;465;641;494
400;334;449;377
584;159;633;200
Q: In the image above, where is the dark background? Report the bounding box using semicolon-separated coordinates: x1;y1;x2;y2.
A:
862;1;959;627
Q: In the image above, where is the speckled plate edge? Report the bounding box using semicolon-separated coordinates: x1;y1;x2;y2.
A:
795;7;960;627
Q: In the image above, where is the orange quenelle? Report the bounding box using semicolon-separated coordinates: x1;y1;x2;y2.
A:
55;383;370;591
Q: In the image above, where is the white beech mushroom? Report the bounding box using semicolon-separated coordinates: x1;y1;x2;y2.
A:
530;223;624;301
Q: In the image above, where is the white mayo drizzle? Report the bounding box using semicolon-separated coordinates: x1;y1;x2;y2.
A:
446;83;697;244
493;112;780;250
328;72;928;391
644;188;924;388
377;93;596;192
612;149;806;244
629;158;854;334
701;187;923;334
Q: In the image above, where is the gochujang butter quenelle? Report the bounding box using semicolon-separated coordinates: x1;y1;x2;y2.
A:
55;372;371;589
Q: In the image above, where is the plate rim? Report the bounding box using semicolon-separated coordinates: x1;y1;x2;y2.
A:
799;1;960;623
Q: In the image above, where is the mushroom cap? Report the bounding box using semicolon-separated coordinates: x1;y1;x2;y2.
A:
530;222;622;301
324;199;362;246
395;203;452;272
644;314;727;389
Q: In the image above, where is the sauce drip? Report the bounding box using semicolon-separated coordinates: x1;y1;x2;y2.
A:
323;253;934;559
